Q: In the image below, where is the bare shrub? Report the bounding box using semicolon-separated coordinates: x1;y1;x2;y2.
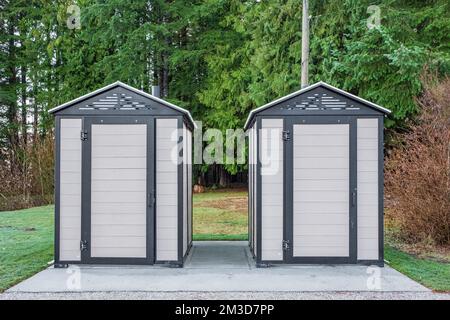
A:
385;76;450;245
0;135;54;211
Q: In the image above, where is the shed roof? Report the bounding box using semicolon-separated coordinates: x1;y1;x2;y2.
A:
49;81;196;129
244;81;391;130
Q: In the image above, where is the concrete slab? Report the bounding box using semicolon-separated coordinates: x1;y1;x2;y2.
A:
6;241;429;293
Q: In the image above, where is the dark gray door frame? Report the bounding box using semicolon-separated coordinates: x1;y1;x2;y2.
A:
284;116;357;264
81;116;155;265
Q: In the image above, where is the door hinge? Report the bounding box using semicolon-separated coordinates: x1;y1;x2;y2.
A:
282;130;290;141
80;130;88;141
282;240;290;251
80;240;88;252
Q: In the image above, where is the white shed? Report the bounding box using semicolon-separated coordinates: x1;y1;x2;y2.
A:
50;82;194;267
246;82;390;266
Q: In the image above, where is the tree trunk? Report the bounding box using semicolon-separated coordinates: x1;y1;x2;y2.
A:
218;165;229;187
21;66;27;146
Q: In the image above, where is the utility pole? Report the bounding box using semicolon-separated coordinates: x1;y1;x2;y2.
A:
301;0;310;88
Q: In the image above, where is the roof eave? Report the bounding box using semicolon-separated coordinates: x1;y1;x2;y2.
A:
49;81;197;129
244;81;391;130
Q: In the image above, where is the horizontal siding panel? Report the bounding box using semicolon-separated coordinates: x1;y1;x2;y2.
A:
91;169;146;181
91;214;145;225
294;201;348;214
295;158;349;169
60;228;80;240
294;168;348;180
91;236;146;248
261;240;282;251
91;204;145;214
262;216;283;229
60;206;82;217
294;246;349;257
61;140;82;151
260;205;283;217
294;235;349;246
91;247;146;258
60;195;81;206
156;118;179;262
293;124;349;258
357;118;379;261
157;239;178;250
91;125;146;135
60;172;81;184
294;190;348;202
262;250;283;261
157;161;177;173
294;213;348;225
60;239;80;251
91;180;146;192
60;250;81;261
60;183;81;196
157;250;178;261
92;191;146;203
261;194;283;206
357;139;377;149
60;160;81;173
294;146;348;158
93;146;146;158
261;119;283;262
92;225;146;237
91;157;146;169
294;224;349;236
60;150;81;161
294;135;349;147
92;134;146;146
296;124;350;135
157;216;178;228
294;179;347;191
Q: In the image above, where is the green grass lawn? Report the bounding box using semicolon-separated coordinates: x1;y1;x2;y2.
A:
0;205;54;292
385;245;450;292
0;190;449;292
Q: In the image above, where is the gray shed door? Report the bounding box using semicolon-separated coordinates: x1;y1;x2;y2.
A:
285;117;356;263
81;117;154;264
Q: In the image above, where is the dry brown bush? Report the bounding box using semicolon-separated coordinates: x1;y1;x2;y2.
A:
0;135;54;211
385;76;450;245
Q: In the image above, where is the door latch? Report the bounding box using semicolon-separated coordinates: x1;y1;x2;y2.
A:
282;130;291;141
282;240;290;251
80;130;88;141
80;240;88;252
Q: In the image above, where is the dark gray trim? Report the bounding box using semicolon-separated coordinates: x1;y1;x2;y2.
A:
284;116;356;264
54;263;69;268
80;116;155;265
378;116;385;265
81;117;91;264
349;117;358;263
146;117;156;264
177;116;184;265
358;260;384;267
256;117;262;264
54;116;61;265
283;117;290;263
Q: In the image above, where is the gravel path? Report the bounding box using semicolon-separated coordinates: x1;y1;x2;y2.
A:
1;291;449;300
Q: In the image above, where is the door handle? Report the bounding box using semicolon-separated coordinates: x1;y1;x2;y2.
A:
352;189;357;207
148;192;155;207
